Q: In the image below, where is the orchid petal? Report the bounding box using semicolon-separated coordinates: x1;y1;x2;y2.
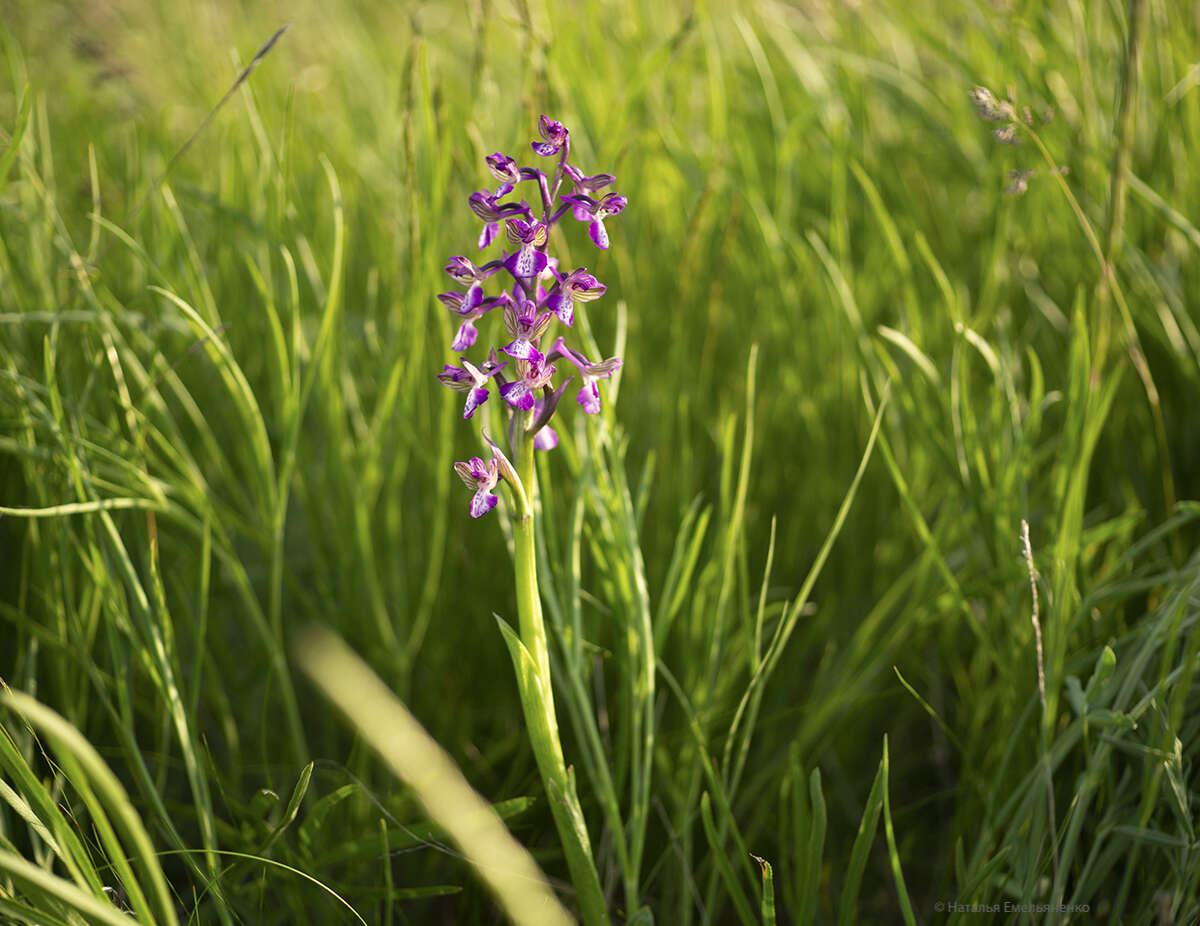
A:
500;380;535;411
502;337;538;360
451;321;477;352
478;222;498;250
577;382;602;414
588;219;609;250
546;292;574;326
470;490;499;518
463;386;490;419
505;247;549;278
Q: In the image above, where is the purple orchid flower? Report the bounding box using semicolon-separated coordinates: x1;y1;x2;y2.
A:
437;356;507;419
550;337;621;414
503;218;549;278
438;117;629;519
454;456;501;518
531;115;569;157
500;353;558;412
486;152;522;189
468;189;530;250
564;164;616;196
444;255;502;286
501;299;554;359
545;268;606;327
438;285;507;351
562;192;627;250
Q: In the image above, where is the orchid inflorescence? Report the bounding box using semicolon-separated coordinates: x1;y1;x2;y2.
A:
439;115;625;517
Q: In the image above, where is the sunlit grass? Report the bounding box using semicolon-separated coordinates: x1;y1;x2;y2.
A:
2;0;1199;922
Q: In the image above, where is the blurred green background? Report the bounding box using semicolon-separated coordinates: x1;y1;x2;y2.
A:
2;0;1199;921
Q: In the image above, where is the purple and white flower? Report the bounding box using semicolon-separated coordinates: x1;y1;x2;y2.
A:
501;300;554;359
438;285;506;351
561;192;627;250
500;353;558;412
485;152;522;190
503;218;549;278
531;114;569;157
454;456;501;518
545;268;606;326
550;337;621;414
437;356;507;419
468;189;530;250
564;164;616;196
444;255;501;286
436;116;628;519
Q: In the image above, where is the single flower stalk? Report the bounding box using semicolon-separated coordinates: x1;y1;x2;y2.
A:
436;115;625;926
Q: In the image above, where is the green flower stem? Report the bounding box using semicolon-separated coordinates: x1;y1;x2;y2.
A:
513;435;556;716
511;426;610;926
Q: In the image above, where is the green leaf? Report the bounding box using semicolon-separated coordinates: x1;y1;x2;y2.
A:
299;784;358;855
700;792;756;926
0;722;104;896
1;693;178;926
282;762;314;824
626;907;655;926
0;850;136;926
880;739;916;926
0;83;31;186
1086;646;1117;696
837;748;887;926
799;768;826;926
752;854;776;926
261;761;313;852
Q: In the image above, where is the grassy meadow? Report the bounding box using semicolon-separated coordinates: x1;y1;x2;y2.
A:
2;0;1200;922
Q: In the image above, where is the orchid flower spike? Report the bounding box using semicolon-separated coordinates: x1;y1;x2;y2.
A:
436;115;627;513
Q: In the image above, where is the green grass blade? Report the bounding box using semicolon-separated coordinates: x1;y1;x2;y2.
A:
295;625;574;926
1;692;179;926
0;83;31;186
837;747;887;926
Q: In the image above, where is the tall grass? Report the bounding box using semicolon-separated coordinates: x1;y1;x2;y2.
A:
2;0;1198;922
